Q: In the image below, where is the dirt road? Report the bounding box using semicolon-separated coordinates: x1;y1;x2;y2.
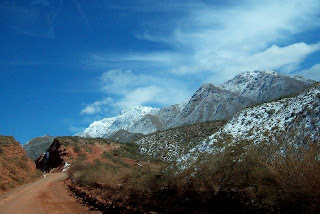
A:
0;173;98;214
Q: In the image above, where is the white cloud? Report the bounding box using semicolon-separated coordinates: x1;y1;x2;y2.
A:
80;97;114;115
68;124;85;133
135;0;320;82
206;42;320;83
295;64;320;81
100;69;155;95
81;69;192;114
83;0;320;115
116;85;162;108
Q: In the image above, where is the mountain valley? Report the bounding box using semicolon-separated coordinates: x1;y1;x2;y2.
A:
1;70;320;213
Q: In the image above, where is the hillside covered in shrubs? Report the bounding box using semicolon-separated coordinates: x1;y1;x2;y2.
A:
0;136;41;193
60;84;320;213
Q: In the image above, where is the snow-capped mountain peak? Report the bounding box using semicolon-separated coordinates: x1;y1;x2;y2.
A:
77;70;315;139
219;70;316;103
119;105;158;116
77;105;160;138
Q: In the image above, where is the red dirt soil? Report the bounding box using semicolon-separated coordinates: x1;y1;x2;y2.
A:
0;173;100;214
0;136;36;194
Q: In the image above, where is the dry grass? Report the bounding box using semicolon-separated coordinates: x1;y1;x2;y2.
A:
178;138;320;213
68;137;320;213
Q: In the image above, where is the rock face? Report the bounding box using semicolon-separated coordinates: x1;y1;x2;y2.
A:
219;70;315;103
155;101;188;129
23;135;55;160
0;136;36;193
35;139;64;172
169;84;253;127
77;70;316;139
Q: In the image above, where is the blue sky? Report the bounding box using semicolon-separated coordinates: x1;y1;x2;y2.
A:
0;0;320;144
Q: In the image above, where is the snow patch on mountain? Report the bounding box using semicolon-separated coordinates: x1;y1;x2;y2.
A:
77;105;160;138
78;70;316;140
219;70;316;103
198;83;320;154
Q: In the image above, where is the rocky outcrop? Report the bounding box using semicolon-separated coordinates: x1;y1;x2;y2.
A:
23;135;55;160
35;139;64;172
35;137;118;172
219;70;316;103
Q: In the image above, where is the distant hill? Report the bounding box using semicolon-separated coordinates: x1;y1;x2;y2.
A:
35;136;152;173
23;135;55;160
108;129;144;143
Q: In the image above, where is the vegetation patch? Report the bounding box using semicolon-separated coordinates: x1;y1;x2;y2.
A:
68;136;320;213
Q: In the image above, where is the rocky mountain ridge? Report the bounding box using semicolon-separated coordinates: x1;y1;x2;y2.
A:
168;84;253;127
147;83;319;167
77;70;315;139
219;70;314;103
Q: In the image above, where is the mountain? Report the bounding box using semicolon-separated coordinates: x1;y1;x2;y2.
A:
154;101;188;128
23;135;55;160
136;82;319;170
219;70;315;103
77;105;159;138
0;136;37;193
77;70;315;139
168;84;253;127
201;82;320;151
164;82;319;168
